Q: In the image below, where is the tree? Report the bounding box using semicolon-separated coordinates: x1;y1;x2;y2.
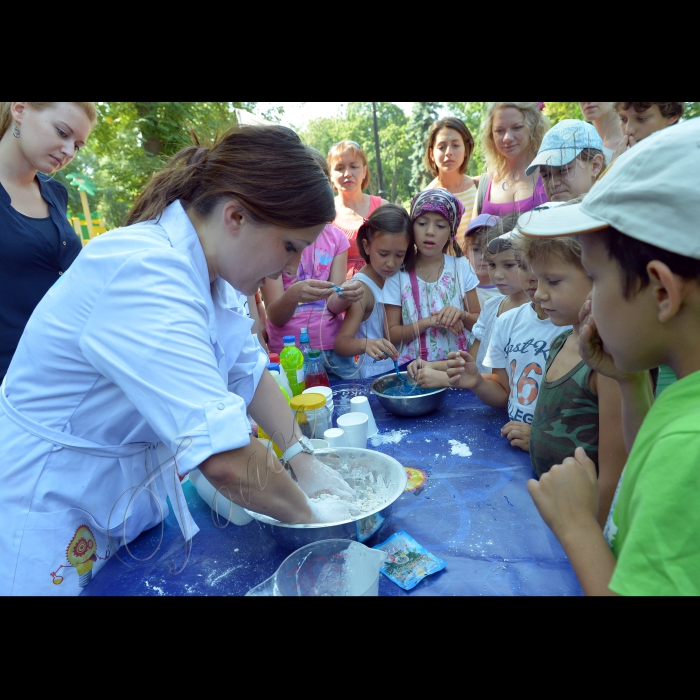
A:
407;102;440;194
57;102;256;228
301;102;413;204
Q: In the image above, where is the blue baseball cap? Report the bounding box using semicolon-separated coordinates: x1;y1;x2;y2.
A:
526;119;604;176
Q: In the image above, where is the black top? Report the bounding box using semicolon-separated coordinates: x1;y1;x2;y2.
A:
0;174;82;380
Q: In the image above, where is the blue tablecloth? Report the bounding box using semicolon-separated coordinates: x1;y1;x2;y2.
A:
82;382;582;596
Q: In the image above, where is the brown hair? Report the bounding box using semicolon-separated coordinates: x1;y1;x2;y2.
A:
481;102;550;180
614;102;685;121
127;124;336;229
0;102;97;140
518;234;585;271
356;204;414;268
327;140;370;190
424;117;475;177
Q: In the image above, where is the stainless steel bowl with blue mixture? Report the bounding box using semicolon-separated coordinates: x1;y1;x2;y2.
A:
370;372;447;417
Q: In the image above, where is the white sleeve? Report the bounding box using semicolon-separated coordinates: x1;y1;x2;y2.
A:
482;307;514;370
457;256;479;293
381;269;403;306
79;250;251;475
472;296;496;341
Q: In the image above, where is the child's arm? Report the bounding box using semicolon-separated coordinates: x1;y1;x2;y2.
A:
326;252;364;315
593;372;629;529
247;293;269;353
446;351;509;408
527;447;618;596
261;276;335;327
334;284;398;361
463;288;481;331
386;304;437;346
580;297;654;452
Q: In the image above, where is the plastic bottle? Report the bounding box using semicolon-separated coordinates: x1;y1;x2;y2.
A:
268;352;280;365
304;349;330;388
299;328;312;370
267;363;292;401
280;335;306;396
258;365;290;457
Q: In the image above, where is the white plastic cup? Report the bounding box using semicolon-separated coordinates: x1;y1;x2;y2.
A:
336;413;369;449
324;428;348;447
309;439;329;450
350;396;378;437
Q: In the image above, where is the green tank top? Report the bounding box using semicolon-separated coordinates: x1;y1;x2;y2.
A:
530;330;599;478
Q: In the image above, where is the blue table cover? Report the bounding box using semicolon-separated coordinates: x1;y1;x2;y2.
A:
82;382;582;596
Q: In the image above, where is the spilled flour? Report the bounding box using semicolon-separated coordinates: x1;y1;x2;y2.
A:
371;429;409;446
448;439;472;457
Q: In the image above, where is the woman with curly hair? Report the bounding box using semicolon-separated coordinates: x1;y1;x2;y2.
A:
474;102;550;219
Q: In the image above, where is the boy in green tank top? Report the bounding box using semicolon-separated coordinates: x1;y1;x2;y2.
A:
519;233;628;529
518;118;700;595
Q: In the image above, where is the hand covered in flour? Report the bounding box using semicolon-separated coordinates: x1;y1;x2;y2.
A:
289;452;355;500
307;495;353;524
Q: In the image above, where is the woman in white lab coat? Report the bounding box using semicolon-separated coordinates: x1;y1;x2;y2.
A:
0;125;353;595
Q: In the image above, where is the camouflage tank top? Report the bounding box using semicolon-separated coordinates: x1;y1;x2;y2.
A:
530;330;599;478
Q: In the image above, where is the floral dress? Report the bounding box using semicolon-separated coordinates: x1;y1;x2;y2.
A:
382;255;479;364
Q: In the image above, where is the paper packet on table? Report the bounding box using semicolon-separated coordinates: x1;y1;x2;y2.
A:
373;530;446;590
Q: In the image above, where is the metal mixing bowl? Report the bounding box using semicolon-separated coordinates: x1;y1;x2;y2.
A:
245;447;407;550
371;372;447;417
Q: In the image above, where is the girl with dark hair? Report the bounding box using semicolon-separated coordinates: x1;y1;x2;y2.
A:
334;204;414;377
0;124;354;596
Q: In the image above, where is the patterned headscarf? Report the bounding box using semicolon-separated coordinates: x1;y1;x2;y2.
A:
410;188;465;240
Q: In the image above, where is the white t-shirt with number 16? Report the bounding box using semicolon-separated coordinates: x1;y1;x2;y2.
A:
483;303;570;425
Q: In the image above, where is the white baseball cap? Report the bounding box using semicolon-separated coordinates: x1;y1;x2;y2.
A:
525;119;604;176
517;118;700;261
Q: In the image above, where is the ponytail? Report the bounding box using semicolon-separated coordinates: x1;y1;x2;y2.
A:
127;124;336;229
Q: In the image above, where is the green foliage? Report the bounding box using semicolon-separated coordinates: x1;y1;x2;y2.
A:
543;102;582;125
407;102;441;193
59;102;255;228
301;102;413;204
683;102;700;120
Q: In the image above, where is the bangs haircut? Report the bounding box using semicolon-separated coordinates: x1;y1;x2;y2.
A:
356;203;414;267
519;235;584;271
327;140;371;190
614;102;685;121
586;227;700;299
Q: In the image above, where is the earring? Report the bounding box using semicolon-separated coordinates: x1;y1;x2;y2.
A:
12;124;20;138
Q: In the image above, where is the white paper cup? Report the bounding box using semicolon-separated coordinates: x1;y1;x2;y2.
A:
336;413;369;449
309;439;329;450
349;396;378;437
323;428;348;447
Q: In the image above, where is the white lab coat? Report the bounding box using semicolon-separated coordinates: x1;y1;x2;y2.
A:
0;201;267;595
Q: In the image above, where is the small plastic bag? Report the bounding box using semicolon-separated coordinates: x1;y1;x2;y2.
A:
373;530;446;590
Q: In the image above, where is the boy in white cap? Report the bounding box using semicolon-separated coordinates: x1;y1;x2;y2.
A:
524;119;605;203
517;117;700;595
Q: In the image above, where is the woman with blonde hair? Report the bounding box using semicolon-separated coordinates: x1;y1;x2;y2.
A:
328;140;389;278
474;102;550;219
0;102;97;382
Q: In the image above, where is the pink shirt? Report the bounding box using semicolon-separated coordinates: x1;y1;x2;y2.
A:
333;195;382;278
266;224;350;353
481;176;549;217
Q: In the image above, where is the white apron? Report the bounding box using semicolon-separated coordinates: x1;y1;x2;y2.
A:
0;380;198;595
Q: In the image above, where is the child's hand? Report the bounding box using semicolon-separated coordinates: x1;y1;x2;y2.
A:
579;295;625;381
527;447;600;539
336;279;364;304
501;421;531;452
407;359;427;379
611;135;630;162
365;338;398;363
446;351;480;389
414;365;450;389
436;305;463;331
291;280;335;304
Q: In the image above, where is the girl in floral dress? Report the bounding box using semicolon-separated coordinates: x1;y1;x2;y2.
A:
384;189;480;367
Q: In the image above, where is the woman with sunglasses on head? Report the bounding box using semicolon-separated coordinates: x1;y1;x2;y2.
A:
328;140;389;278
0;102;97;383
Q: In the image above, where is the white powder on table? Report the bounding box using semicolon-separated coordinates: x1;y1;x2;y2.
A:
448;439;472;457
370;429;409;446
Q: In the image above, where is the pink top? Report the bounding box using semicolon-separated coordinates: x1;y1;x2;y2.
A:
333;195;382;278
481;176;549;217
265;224;350;353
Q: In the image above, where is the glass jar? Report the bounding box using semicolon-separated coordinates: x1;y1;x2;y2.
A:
290;393;331;440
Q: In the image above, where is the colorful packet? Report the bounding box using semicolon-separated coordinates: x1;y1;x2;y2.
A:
373;530;446;590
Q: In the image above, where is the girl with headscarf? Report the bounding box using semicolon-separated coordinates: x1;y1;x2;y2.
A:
384;189;480;369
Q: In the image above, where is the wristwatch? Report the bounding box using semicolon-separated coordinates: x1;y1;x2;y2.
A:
280;435;315;464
